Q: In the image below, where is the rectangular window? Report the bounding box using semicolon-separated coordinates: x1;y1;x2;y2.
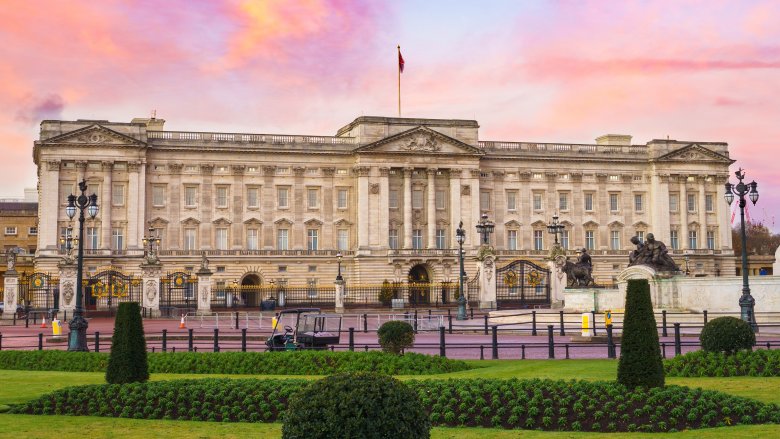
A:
307;229;319;251
215;228;228;250
247;229;258;250
507;230;517;250
337;188;348;209
533;230;543;250
669;194;679;212
611;230;621;250
86;227;99;249
216;186;228;208
705;194;714;212
152;185;165;207
277;229;289;250
28;226;37;236
184;228;196;250
307;188;319;209
609;193;619;211
561;230;569;249
412;229;423;249
584;193;594;211
533;193;543;210
112;184;125;206
59;226;70;251
634;194;643;212
435;229;446;249
435;190;446;210
185;186;198;207
707;230;715;250
480;191;490;211
636;231;645;243
559;193;568;211
585;231;595;250
506;191;517;211
412;190;423;209
687;193;696;212
111;228;124;250
60;182;75;202
389;190;399;209
388;229;399;249
689;230;698;249
277;187;289;209
337;229;349;250
4;226;17;235
670;230;679;250
247;187;259;209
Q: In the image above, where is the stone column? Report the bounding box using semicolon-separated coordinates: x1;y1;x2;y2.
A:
476;251;496;309
426;168;437;248
449;169;462;236
680;176;689;249
75;160;87;184
650;172;670;244
698;175;707;231
232;165;246;249
334;279;345;312
262;166;276;248
356;166;370;251
168;163;182;248
469;169;481;248
140;262;163;317
403;168;413;249
292;166;306;249
1;269;18;321
41;160;61;250
715;174;731;250
379;167;390;249
101;161;113;251
127;161;141;248
196;266;213;314
57;261;78;315
137;161;147;247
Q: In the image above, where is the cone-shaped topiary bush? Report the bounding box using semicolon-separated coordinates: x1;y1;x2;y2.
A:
282;372;430;439
377;320;415;354
700;316;755;354
617;278;665;388
105;302;148;384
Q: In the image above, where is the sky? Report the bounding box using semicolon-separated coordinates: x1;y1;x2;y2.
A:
1;0;778;230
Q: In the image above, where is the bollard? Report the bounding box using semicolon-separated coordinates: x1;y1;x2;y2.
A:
591;310;597;336
38;333;43;350
414;310;418;334
12;313;15;326
63;310;67;321
439;326;446;358
491;325;498;360
674;323;681;357
235;311;240;330
559;311;565;336
565;344;570;359
662;310;668;337
484;315;489;335
703;310;708;325
532;311;537;336
547;325;555;359
25;314;29;328
95;332;100;353
661;342;666;358
162;329;168;352
364;345;368;352
363;314;368;333
521;344;525;360
606;324;616;359
349;327;354;351
448;314;453;334
213;328;219;352
480;345;484;360
470;307;474;320
172;346;176;353
188;329;194;352
767;342;771;350
330;346;335;352
194;346;198;352
0;333;3;351
152;347;155;353
241;328;247;352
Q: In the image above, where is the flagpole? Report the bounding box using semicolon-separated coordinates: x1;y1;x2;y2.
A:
397;45;401;117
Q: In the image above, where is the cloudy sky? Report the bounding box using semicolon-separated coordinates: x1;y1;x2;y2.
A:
1;0;778;230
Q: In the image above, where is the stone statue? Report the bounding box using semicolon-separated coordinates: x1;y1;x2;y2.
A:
562;248;595;287
200;252;209;270
6;248;16;272
627;233;679;272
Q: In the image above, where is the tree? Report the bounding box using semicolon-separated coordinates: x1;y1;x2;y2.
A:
617;279;665;388
105;302;149;384
731;222;780;256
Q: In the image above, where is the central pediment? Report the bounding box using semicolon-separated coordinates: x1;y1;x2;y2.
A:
353;126;483;156
39;124;147;148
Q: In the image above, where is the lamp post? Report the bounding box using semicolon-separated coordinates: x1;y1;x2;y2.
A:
546;214;564;245
64;179;99;351
336;252;343;281
725;168;759;332
475;213;495;246
455;221;467;320
142;226;161;260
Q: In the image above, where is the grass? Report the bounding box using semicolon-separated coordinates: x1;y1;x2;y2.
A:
2;359;780;438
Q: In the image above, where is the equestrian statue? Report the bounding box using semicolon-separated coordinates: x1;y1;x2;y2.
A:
561;247;595;287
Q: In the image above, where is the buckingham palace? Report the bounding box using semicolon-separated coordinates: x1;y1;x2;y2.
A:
27;115;736;310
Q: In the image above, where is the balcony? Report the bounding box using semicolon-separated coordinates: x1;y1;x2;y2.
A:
387;249;460;258
157;249;354;257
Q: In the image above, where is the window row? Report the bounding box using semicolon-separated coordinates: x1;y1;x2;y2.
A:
669;193;717;213
503;228;717;251
669;230;718;250
4;226;37;236
388;189;449;209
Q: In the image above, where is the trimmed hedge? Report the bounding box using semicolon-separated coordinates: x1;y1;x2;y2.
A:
106;302;149;384
0;350;470;375
377;320;415;354
665;349;780;377
282;373;430;438
10;377;780;432
617;279;665;388
700;316;755;354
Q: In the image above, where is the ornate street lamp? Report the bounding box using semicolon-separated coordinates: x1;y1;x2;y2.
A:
142;226;161;260
725;168;759;332
455;221;467;320
336;252;343;281
546;214;564;245
475;213;495;246
64;180;99;351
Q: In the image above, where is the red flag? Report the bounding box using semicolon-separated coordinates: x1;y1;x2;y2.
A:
398;50;405;73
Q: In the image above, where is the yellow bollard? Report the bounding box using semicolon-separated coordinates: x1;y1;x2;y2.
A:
52;318;62;336
581;313;591;337
604;310;613;327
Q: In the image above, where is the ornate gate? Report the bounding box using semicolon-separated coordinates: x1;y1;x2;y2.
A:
18;272;59;311
495;260;551;309
160;271;198;310
85;268;142;311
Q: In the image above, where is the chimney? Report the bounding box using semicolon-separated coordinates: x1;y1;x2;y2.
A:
131;117;166;130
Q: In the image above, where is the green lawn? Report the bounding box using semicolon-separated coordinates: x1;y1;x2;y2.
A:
1;359;779;438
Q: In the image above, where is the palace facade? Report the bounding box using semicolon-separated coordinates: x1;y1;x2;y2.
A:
32;116;736;296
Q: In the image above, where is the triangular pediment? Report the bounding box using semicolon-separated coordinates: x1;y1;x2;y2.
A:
656;144;733;164
354;126;483;155
41;124;146;148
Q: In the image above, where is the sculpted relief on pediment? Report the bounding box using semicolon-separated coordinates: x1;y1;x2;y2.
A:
356;126;483;156
42;125;144;147
397;132;441;152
